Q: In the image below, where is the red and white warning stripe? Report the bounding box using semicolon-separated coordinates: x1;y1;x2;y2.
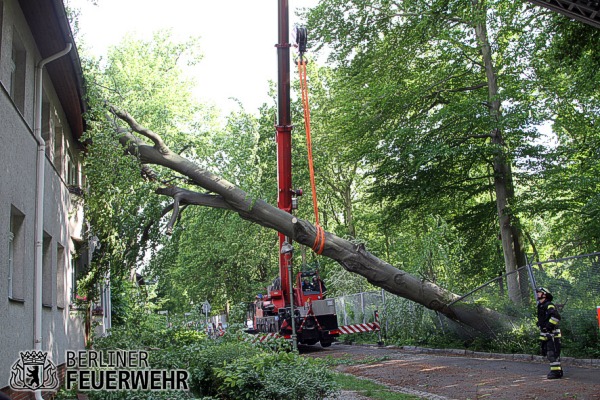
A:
338;321;380;334
247;333;283;342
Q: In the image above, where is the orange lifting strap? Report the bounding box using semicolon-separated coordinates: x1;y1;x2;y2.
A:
297;59;325;255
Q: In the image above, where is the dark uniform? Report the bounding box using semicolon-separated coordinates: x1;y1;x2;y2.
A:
536;287;563;379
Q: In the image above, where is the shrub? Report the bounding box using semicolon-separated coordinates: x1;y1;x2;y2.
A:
88;319;339;399
214;352;339;400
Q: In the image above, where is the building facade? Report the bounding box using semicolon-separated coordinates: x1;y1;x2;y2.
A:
0;0;89;396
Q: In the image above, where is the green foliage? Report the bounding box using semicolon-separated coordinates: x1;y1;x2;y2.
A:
374;254;600;358
91;320;331;399
87;390;191;400
79;30;214;309
244;333;293;353
150;341;261;397
214;352;338;400
143;104;284;314
338;331;381;345
228;302;250;324
304;0;535;278
75;0;600;371
301;0;600;287
53;386;79;400
148;205;277;314
93;324;202;351
468;323;539;355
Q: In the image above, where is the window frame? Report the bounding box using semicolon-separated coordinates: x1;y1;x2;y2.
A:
9;27;27;113
8;207;25;302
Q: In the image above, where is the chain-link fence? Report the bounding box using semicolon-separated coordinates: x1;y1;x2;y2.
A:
335;291;383;326
335;252;600;357
527;253;600;354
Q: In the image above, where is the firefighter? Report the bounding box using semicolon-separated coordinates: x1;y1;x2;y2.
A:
312;276;327;293
302;278;311;292
536;287;563;379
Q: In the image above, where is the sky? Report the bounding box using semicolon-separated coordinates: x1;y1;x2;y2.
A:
70;0;320;114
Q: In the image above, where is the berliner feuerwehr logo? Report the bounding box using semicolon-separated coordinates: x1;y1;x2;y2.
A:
9;351;59;391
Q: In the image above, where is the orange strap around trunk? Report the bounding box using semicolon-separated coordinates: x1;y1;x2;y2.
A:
298;60;325;255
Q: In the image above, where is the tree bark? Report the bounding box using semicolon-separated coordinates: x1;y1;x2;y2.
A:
473;0;528;304
110;107;513;335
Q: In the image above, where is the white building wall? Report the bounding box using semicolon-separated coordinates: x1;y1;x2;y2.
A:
0;0;86;387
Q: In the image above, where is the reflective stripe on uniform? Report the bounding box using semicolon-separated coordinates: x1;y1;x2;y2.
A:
550;317;559;325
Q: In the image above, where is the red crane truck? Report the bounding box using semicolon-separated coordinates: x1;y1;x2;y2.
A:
246;0;340;348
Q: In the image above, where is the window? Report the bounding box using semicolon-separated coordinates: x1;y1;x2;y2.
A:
57;244;65;309
70;256;77;304
0;3;4;53
8;207;25;301
53;112;63;174
42;232;53;308
42;99;52;158
9;47;16;95
8;230;13;297
70;242;82;304
10;28;26;113
67;149;79;187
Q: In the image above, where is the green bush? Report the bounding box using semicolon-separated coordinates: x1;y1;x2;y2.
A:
186;341;262;397
467;323;539;355
87;316;339;399
87;390;192;400
215;352;339;400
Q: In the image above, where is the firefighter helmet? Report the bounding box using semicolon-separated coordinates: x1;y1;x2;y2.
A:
536;287;553;301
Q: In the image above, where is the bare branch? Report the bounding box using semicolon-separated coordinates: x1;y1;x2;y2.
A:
109;105;169;153
155;187;234;211
141;203;174;243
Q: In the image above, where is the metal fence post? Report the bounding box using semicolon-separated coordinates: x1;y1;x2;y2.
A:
361;292;365;323
525;253;538;301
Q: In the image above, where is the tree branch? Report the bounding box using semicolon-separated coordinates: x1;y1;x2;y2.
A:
109;105;169;154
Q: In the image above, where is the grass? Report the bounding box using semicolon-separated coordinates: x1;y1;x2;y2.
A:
333;373;421;400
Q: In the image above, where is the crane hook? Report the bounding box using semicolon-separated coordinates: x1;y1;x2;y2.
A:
295;26;308;62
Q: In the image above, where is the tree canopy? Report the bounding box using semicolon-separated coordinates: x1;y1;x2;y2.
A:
76;1;599;333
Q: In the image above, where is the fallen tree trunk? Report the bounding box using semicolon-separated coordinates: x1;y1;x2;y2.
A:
109;106;514;335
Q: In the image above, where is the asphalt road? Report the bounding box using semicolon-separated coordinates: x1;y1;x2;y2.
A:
302;343;600;400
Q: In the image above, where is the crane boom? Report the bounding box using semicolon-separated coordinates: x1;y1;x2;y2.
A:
246;1;339;349
276;0;293;305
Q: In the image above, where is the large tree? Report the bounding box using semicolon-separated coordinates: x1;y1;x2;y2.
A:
303;0;563;303
81;31;285;314
522;16;600;255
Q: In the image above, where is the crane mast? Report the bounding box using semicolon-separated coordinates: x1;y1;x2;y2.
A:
276;0;293;305
247;1;339;349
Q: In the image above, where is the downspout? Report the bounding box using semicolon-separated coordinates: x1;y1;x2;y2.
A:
33;43;72;400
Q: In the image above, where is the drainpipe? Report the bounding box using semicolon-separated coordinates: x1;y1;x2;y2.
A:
33;43;72;400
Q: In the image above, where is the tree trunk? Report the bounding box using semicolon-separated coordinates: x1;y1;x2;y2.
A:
110;107;513;335
473;0;528;304
343;182;356;238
